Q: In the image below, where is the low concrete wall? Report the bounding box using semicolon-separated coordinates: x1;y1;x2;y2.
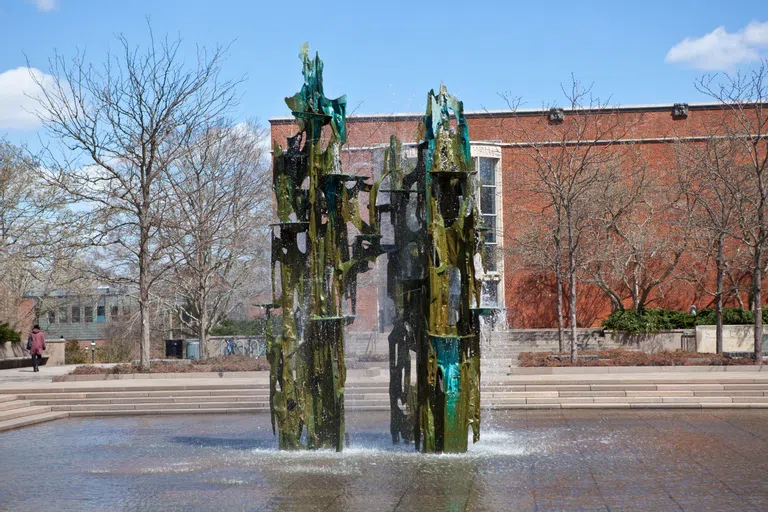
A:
696;325;755;354
43;339;66;366
0;341;53;368
0;340;27;361
344;327;758;359
604;331;689;353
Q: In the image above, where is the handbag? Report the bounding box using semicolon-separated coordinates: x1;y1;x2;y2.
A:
26;335;32;351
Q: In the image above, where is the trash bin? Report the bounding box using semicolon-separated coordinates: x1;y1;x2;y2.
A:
165;339;183;359
186;339;200;360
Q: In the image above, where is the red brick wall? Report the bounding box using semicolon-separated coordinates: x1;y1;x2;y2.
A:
270;105;758;329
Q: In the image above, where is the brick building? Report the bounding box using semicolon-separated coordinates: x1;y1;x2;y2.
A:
270;102;754;331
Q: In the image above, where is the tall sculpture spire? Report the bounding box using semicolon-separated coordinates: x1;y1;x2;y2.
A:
268;45;381;451
417;85;485;453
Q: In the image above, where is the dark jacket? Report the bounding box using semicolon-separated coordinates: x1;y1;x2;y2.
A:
29;328;46;356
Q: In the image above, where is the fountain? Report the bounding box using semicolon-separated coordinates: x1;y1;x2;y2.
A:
267;44;383;451
268;47;490;453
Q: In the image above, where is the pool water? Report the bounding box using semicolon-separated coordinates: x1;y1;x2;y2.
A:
2;410;768;511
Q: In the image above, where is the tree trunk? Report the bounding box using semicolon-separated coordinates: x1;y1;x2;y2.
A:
632;263;641;313
556;273;564;354
139;235;151;368
754;246;763;361
554;232;564;353
567;209;577;361
715;235;724;355
199;290;209;360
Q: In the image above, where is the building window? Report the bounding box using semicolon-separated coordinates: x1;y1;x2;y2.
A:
477;157;498;272
481;279;499;307
84;306;94;323
48;310;56;325
476;156;500;306
111;305;119;320
59;306;67;324
97;305;105;322
71;305;81;323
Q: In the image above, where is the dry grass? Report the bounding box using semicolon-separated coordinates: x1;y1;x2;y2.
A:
518;349;758;367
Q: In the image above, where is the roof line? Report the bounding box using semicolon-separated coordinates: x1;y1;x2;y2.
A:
269;101;753;123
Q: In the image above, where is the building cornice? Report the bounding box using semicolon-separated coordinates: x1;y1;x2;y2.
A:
269;102;766;124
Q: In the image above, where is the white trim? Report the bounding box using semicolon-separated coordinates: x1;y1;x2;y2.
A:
470;144;502;159
327;134;766;154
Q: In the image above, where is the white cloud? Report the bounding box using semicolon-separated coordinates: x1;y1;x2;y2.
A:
666;21;768;70
26;0;57;12
0;67;53;131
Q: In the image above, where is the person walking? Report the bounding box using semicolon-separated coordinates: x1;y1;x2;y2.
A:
28;325;46;372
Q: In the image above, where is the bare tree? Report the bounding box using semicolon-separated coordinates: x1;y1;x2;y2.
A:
582;152;689;314
161;119;272;358
502;76;641;359
508;205;567;351
31;28;239;367
696;59;768;359
0;139;76;331
675;135;746;354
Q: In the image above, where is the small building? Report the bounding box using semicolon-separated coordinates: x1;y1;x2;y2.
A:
31;286;135;346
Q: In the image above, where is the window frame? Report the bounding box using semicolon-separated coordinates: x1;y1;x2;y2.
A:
471;147;504;311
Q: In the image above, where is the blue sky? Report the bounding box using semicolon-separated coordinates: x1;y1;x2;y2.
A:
1;0;767;147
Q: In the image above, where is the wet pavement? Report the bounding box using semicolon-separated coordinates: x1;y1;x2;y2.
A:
2;410;768;511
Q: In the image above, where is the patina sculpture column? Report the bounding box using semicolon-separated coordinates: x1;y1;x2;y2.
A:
416;85;484;453
269;45;382;451
381;136;426;444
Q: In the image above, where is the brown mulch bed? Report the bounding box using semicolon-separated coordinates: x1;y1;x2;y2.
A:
518;349;759;367
70;355;270;375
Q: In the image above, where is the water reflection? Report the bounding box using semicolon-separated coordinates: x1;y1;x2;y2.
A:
3;410;768;511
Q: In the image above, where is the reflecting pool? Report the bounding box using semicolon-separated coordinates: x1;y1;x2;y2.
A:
2;410;768;511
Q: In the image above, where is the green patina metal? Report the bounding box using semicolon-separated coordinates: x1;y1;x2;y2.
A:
269;45;381;451
417;85;484;453
380;87;486;453
380;135;426;445
270;47;486;454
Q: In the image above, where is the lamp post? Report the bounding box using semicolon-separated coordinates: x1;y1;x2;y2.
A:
91;341;96;364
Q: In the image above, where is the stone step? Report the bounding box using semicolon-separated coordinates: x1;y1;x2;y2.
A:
0;400;30;411
51;402;269;412
0;411;69;432
23;391;385;403
0;406;52;422
345;400;390;407
29;396;270;406
0;395;17;403
66;405;391;417
68;408;270;417
14;385;768;404
26;392;762;406
481;403;768;410
16;390;271;400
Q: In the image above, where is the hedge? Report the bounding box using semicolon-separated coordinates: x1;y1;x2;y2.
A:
0;323;21;343
602;307;768;334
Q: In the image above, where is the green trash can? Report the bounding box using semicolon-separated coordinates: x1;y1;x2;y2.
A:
185;339;200;360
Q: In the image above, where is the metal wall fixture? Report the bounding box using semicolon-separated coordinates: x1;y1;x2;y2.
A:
672;103;689;119
548;107;565;124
